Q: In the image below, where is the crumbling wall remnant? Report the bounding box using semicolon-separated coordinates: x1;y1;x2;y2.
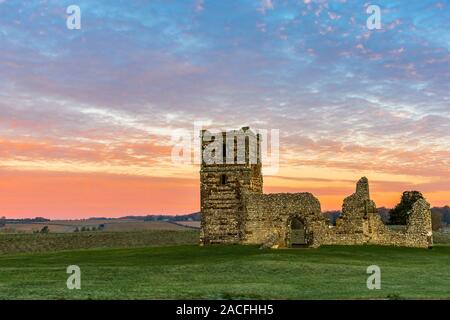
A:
319;177;433;248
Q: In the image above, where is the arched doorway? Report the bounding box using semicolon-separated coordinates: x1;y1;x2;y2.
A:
289;217;308;247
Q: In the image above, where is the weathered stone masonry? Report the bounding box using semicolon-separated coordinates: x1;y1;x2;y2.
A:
200;127;433;249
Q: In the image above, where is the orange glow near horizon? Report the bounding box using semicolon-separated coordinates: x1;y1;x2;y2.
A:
0;171;199;219
0;167;448;219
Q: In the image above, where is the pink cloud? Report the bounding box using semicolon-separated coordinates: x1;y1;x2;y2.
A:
258;0;274;13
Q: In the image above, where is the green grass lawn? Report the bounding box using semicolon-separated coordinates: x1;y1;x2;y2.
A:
0;244;449;300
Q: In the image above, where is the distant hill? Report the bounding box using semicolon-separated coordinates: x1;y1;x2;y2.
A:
2;217;50;224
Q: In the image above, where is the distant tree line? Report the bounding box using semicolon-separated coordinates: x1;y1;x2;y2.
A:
431;206;450;231
74;226;101;232
323;211;340;225
432;206;450;225
118;212;201;222
144;212;201;222
4;217;50;224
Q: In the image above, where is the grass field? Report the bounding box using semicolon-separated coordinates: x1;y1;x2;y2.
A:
0;243;449;300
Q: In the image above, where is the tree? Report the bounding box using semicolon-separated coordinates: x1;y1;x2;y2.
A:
432;206;450;226
389;191;424;225
0;216;5;228
40;226;49;234
431;211;443;231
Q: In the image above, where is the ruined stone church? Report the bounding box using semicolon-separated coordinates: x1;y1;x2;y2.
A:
200;127;433;249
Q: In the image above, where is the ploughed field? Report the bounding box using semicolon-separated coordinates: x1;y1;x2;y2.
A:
0;230;450;299
0;230;199;254
1;220;200;234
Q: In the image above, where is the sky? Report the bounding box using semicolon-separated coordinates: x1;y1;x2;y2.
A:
0;0;449;219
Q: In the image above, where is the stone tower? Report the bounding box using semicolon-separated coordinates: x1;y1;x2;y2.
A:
200;127;263;245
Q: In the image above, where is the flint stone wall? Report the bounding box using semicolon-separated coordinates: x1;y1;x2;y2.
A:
241;192;328;248
200;164;262;244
